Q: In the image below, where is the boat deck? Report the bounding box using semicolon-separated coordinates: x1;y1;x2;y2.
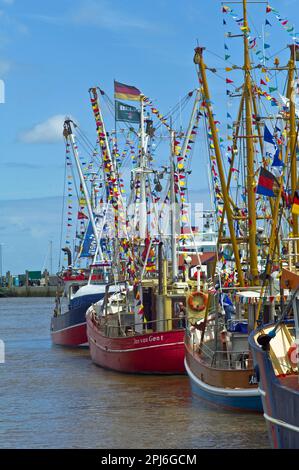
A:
278;374;299;391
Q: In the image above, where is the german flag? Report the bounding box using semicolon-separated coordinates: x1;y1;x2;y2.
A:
114;81;141;101
256;167;278;197
292;191;299;215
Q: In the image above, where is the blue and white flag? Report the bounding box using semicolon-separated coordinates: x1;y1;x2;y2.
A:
264;125;283;167
79;222;94;258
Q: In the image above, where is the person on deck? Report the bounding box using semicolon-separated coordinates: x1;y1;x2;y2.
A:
219;292;235;326
176;302;186;329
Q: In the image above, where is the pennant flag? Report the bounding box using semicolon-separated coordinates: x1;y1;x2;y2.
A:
114;81;141;101
256;167;278;197
260;79;267;86
115;100;140;123
77;211;88;220
265;19;272;26
226;78;234;84
264;125;283;166
292;191;299;215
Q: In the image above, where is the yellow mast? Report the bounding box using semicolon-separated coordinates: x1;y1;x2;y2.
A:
208;91;245;292
287;45;299;251
254;147;288;326
243;0;259;285
194;46;244;287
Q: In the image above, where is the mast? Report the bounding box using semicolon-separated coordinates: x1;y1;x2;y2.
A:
50;240;53;275
194;46;244;286
89;87;130;278
170;129;178;281
180;89;201;159
243;0;258;285
287;45;299;251
64;119;103;261
139;95;147;240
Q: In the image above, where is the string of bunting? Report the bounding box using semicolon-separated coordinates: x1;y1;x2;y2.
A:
266;4;298;43
143;96;171;131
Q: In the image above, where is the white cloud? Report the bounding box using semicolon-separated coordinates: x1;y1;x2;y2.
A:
0;197;62;272
27;0;157;32
19;114;67;144
70;0;154;31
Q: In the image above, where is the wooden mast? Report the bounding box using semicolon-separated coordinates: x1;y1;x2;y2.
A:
287;45;299;252
194;46;244;287
243;0;259;285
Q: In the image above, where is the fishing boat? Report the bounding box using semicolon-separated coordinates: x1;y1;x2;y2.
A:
86;85;212;373
184;0;293;411
249;42;299;447
249;262;299;447
51;263;107;346
51;118;112;347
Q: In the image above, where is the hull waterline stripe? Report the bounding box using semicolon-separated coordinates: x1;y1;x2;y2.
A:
184;358;260;397
51;322;86;334
264;412;299;433
89;335;183;353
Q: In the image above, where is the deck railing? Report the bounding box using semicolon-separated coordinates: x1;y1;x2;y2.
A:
186;316;253;370
91;312;186;338
199;341;253;370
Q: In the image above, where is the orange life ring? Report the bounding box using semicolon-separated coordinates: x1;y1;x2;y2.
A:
188;291;208;312
287;343;299;366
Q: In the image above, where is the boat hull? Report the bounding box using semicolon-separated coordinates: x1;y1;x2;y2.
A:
51;321;88;347
86;312;185;374
185;338;262;412
249;327;299;448
51;293;105;347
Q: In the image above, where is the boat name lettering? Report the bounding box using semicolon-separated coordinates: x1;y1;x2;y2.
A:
249;374;258;385
133;335;164;345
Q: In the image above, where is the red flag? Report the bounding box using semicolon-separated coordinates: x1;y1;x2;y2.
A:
260;79;267;86
226;78;234;84
77;211;88;220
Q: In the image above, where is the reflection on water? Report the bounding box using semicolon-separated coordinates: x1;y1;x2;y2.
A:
0;297;269;449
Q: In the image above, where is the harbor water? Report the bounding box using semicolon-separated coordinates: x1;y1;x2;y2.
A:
0;297;269;449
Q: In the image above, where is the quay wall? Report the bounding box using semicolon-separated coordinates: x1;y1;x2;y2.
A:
0;286;62;297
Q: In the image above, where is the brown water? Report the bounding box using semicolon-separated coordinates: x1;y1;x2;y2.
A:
0;297;269;449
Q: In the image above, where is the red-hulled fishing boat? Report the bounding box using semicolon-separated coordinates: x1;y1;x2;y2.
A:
85;85;212;373
86;276;190;374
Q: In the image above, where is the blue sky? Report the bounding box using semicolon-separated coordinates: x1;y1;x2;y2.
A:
0;0;297;274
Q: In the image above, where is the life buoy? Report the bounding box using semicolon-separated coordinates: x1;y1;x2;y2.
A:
188;291;208;312
287;343;299;367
